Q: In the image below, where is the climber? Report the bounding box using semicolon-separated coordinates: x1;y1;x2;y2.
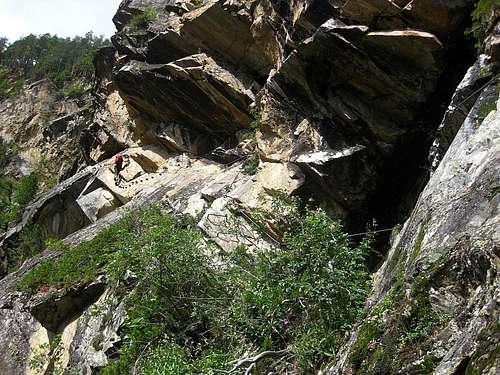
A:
113;153;124;185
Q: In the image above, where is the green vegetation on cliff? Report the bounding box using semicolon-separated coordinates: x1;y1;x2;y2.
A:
129;6;157;29
468;0;499;52
0;142;38;232
19;199;373;374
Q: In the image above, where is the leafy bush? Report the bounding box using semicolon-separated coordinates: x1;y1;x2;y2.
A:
242;152;259;175
14;173;38;207
6;223;44;272
468;0;499;53
0;67;25;100
62;82;86;98
240;108;261;141
0;178;18;230
129;7;157;29
18;213;137;292
229;202;372;372
140;343;192;375
0;172;38;231
20;200;372;374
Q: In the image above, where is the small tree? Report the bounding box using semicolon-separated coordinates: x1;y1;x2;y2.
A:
0;37;8;61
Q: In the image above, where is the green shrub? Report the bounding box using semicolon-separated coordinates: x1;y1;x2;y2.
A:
468;0;499;53
14;173;38;207
129;6;157;28
140;343;192;375
0;77;25;100
20;201;372;374
6;223;44;272
240;108;261;141
62;82;86;98
0;172;38;231
231;204;372;372
18;213;137;292
242;152;259;175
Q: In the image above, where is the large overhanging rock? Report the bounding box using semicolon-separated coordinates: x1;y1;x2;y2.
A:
257;20;445;217
258;23;445;160
145;1;283;75
115;54;254;149
339;0;475;42
112;0;287;78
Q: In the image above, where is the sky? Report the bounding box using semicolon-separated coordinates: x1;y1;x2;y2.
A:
0;0;123;42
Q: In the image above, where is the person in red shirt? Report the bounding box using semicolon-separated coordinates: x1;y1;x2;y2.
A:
114;153;124;185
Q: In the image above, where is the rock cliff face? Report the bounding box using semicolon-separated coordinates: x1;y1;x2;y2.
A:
329;57;499;375
0;79;90;184
0;1;498;374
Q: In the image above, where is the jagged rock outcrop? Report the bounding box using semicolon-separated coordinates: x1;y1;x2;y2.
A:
257;21;446;218
337;0;474;43
115;53;255;152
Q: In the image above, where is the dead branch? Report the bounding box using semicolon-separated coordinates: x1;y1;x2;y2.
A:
229;349;288;373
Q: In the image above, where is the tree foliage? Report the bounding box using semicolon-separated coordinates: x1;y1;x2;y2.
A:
0;32;109;88
0;37;7;58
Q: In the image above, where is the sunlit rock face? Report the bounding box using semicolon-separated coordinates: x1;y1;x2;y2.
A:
330;74;499;375
0;79;90;184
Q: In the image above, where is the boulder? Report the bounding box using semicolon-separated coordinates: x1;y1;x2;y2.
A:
229;161;305;209
77;188;121;223
198;197;273;252
257;19;445;219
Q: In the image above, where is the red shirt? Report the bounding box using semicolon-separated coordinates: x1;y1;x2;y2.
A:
115;154;123;167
